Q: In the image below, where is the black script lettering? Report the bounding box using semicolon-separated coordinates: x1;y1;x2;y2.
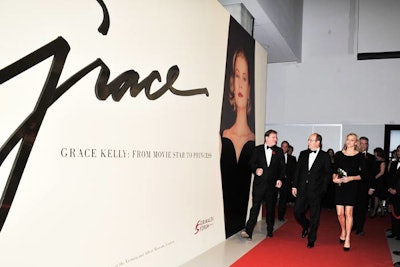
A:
95;65;209;101
96;0;110;35
0;36;208;232
0;38;70;231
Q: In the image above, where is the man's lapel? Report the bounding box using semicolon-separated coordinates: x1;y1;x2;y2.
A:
309;152;320;170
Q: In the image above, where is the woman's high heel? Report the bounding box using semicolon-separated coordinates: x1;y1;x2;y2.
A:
343;239;350;251
339;238;345;244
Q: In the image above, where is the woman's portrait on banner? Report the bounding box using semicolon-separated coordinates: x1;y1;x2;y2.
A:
220;17;255;238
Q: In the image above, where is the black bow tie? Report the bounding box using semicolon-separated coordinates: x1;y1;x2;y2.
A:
309;149;317;153
266;146;273;150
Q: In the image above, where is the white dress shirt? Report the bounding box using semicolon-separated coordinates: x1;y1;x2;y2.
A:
308;148;320;170
265;145;272;166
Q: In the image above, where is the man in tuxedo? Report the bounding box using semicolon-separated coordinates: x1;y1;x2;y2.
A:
387;145;400;239
288;145;294;156
292;133;330;248
353;136;375;236
277;141;297;220
241;129;285;239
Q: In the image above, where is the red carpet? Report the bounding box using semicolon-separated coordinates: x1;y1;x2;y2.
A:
232;207;393;267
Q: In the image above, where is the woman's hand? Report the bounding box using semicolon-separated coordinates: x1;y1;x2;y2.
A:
332;173;342;184
341;176;353;183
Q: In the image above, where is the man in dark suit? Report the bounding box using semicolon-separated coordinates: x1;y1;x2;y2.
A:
241;129;285;239
353;136;375;236
292;133;331;248
278;141;297;220
387;145;400;239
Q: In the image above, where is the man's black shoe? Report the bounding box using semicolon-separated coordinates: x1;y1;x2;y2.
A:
302;228;309;238
356;230;365;236
307;241;314;248
388;234;396;238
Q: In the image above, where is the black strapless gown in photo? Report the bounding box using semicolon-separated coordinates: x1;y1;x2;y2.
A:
220;137;254;238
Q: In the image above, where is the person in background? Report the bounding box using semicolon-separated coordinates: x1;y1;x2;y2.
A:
241;129;285;240
327;148;335;171
387;145;400;240
353;136;375;236
292;133;331;248
332;133;365;251
370;147;388;217
278;141;297;220
388;149;398;173
322;148;336;209
288;145;294;157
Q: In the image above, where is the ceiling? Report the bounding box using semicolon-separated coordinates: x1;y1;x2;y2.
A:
217;0;303;63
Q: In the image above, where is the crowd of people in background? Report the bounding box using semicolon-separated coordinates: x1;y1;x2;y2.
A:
239;130;400;253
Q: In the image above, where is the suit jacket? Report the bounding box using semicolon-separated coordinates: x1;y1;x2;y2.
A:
388;162;400;192
249;144;286;194
360;152;376;190
285;154;297;186
293;149;331;199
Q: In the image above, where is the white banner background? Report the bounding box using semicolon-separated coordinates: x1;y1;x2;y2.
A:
0;1;267;266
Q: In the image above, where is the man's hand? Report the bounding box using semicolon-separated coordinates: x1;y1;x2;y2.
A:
276;180;282;188
255;168;263;176
389;188;397;195
368;188;374;195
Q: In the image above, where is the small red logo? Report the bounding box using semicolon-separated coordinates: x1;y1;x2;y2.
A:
194;217;214;235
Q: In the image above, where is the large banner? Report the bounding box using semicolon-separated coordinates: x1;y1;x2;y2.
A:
0;1;267;266
220;18;255;238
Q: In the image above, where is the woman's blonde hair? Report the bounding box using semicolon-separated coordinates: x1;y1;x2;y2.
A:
342;133;360;152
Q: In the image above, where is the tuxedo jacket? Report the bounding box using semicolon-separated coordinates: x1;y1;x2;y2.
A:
285;154;297;185
249;144;286;194
293;149;331;198
388;162;400;192
361;152;376;189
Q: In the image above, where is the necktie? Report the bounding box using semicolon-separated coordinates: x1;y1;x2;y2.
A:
309;149;316;153
266;146;272;150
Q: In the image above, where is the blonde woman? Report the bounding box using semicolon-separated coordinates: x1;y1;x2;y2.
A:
220;48;255;238
332;133;366;251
